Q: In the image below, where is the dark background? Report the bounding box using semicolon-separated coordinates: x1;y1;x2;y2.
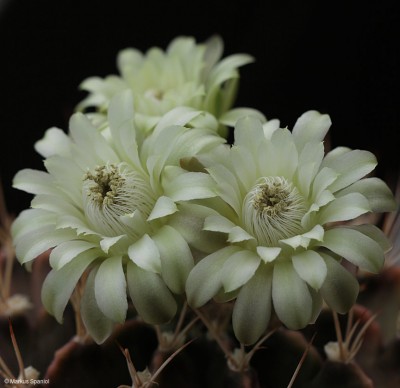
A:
0;0;399;216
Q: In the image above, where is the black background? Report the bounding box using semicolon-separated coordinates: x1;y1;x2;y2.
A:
0;0;399;216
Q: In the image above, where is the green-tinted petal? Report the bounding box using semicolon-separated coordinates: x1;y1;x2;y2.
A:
337;177;397;213
230;146;258;191
296;142;324;198
34;127;72;158
147;196;178;221
12;209;54;242
107;91;142;170
94;256;127;323
128;234;161;273
320;227;385;273
272;261;312;329
41;250;98;322
80;267;114;344
292;110;331;153
349;224;392;252
153;107;203;133
203;214;236;233
234;116;264;155
270;128;298;179
70;113;118;165
107;89;134;130
15;225;76;264
152;225;193;294
44;156;83;207
228;226;255;243
310;167;338;204
232;264;273;345
99;235;125;254
219;108;266;127
186;246;239;307
169;203;226;254
50;240;98;270
127;261;177;324
164;171;216;201
220;250;261;292
280;225;324;249
321;149;377;192
292;250;327;290
207;164;242;214
309;287;323;323
256;246;281;263
320;254;359;313
317;193;371;224
13;169;57;195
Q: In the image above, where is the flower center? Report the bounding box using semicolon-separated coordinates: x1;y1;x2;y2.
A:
242;176;306;245
144;88;164;101
82;163;155;236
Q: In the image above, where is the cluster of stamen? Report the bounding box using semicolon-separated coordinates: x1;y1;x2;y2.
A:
84;165;124;206
243;176;306;245
82;164;155;236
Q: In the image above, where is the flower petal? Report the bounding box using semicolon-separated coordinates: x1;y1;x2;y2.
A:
127;261;177;324
272;261;312;329
280;225;324;249
319;227;385;273
69;113;118;166
13;169;57;195
186;246;239;307
220;250;261;292
317;193;371;224
15;225;76;264
337;177;397;213
232;264;273;345
100;235;125;254
321;149;377;192
234;116;265;155
50;240;98;270
128;234;161;273
203;214;236;233
147;196;178;221
219;107;266;127
270;128;298;178
256;246;281;263
94;256;127;323
34;127;72;158
292;110;331;153
207;164;242;214
350;224;392;252
152;225;194;294
41;250;98;322
80;266;114;344
107;90;143;170
320;254;359;313
292;250;327;290
228;226;255;243
169;203;226;254
164;171;216;201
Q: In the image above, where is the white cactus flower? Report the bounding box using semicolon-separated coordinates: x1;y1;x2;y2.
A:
186;111;396;345
11;91;224;344
76;35;264;134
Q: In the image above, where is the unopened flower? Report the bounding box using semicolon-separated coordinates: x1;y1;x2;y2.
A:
12;91;224;344
186;111;396;345
76;35;263;134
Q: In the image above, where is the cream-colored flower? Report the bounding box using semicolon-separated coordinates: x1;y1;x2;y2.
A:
186;111;396;345
76;35;263;134
12;91;224;343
